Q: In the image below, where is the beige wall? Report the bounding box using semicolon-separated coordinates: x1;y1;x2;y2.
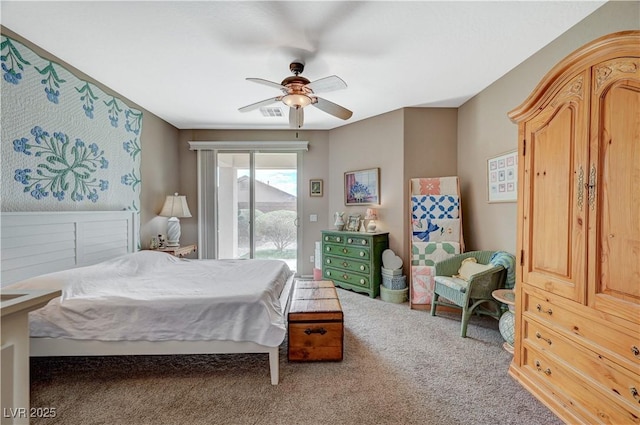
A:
457;0;640;254
328;110;405;258
0;26;181;250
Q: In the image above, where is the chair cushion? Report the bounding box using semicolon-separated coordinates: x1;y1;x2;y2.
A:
455;257;494;281
434;276;469;293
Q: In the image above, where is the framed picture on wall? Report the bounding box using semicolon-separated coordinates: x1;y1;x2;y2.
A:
487;150;517;203
344;168;380;205
309;179;323;197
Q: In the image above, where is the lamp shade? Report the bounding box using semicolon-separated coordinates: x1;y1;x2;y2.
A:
159;193;192;218
365;208;378;220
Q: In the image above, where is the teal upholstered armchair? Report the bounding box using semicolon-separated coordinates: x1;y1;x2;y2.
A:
430;251;508;337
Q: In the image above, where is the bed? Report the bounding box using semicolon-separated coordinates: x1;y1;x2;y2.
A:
1;211;295;385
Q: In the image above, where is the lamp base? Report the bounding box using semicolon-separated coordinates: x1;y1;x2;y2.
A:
366;220;377;233
166;217;181;247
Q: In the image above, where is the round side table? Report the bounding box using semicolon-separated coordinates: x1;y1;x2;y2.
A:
492;289;515;354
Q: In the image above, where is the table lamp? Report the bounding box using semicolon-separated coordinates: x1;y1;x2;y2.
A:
365;208;378;233
159;193;192;246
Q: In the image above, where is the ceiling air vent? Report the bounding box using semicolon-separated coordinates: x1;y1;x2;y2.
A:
259;107;284;117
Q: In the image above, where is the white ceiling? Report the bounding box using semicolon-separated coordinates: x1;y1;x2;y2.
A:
1;1;606;130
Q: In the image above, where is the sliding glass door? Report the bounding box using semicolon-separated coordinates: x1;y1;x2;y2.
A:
216;151;298;272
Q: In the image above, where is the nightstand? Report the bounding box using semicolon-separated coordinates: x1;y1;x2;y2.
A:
152;244;197;258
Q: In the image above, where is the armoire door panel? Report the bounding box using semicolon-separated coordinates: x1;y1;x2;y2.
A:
522;73;588;303
588;63;640;325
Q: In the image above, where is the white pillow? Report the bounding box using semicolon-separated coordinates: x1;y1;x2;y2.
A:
455;257;494;281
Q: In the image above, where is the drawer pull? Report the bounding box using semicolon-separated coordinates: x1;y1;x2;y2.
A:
631;387;640;403
336;237;341;242
324;236;329;241
360;279;365;284
326;259;331;264
326;271;331;277
326;247;331;252
360;265;365;271
359;251;365;257
536;304;553;315
535;332;552;345
535;361;551;376
361;240;367;245
304;327;327;335
632;345;640;358
342;262;349;267
347;238;353;243
343;274;349;279
343;248;348;254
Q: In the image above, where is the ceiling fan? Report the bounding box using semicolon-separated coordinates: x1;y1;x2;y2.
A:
238;62;353;129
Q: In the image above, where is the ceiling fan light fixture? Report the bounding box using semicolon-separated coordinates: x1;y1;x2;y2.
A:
282;93;312;108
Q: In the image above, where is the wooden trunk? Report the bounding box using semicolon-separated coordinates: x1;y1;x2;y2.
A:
288;280;344;362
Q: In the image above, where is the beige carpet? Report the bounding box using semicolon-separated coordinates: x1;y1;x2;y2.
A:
29;288;561;425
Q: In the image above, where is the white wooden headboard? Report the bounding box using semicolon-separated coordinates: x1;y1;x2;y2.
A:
1;211;137;287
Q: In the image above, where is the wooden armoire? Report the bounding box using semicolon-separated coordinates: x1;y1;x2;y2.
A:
508;31;640;424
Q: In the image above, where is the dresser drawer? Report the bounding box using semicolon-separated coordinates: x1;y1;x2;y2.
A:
523;290;640;371
522;345;640;425
324;243;370;260
323;234;346;244
344;235;370;246
324;255;370;274
324;267;370;288
524;318;640;413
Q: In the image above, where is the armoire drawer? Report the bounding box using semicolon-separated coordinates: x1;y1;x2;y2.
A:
324;255;370;274
324;243;370;260
323;267;370;288
522;345;640;425
523;290;640;371
524;318;640;413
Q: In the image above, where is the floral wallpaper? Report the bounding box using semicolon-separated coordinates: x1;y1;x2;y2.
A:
1;35;142;215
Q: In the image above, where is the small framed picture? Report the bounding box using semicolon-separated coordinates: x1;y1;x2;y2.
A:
346;214;361;231
344;168;380;205
487;150;518;203
309;179;323;197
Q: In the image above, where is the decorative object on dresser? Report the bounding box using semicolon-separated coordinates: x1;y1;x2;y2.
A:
321;230;389;299
365;208;378;232
333;212;345;230
287;280;343;362
408;177;465;309
159;193;192;247
431;251;510;337
508;31;640;425
345;214;361;231
344;168;380;205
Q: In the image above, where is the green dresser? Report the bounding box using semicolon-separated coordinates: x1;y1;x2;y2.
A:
321;230;389;298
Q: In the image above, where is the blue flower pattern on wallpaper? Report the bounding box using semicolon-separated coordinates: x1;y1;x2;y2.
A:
104;97;123;128
121;169;141;192
125;109;143;135
35;62;66;104
76;82;98;118
13;126;110;203
0;38;30;85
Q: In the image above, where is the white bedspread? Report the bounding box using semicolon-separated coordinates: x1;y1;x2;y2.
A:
6;251;293;347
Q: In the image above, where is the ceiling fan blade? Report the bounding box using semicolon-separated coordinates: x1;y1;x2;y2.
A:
289;107;304;129
238;97;281;112
312;97;353;120
305;75;347;93
246;78;288;92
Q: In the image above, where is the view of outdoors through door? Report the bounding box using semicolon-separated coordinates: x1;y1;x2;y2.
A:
216;152;298;273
